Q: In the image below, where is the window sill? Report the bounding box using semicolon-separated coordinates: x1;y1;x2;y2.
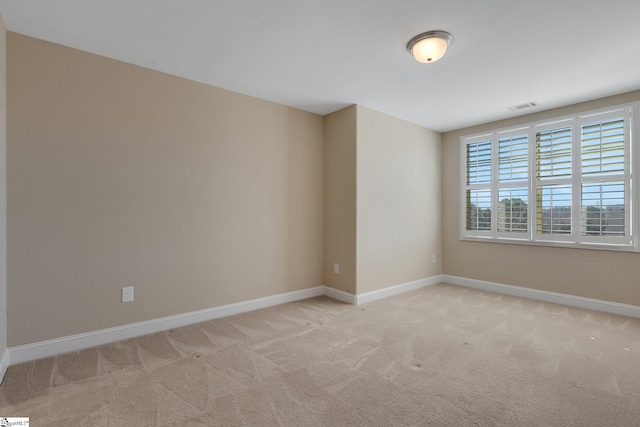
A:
459;235;639;253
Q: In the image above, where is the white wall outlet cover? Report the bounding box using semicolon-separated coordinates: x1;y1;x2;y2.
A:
122;286;134;303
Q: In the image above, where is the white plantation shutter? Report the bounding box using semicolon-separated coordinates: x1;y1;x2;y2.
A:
579;114;629;241
535;125;573;237
581;118;625;176
497;133;528;234
536;127;572;178
536;184;572;234
466;141;491;185
498;187;528;232
581;181;624;236
465;141;492;232
499;135;528;182
466;189;491;231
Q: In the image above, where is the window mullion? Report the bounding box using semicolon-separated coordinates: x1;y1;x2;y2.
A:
625;109;632;241
528;129;536;241
572;119;582;243
631;105;638;247
491;135;499;235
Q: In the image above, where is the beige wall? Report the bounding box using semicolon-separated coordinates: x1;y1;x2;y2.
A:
7;33;324;346
323;105;442;295
0;16;6;359
287;108;325;292
356;106;441;293
442;90;640;306
323;106;357;293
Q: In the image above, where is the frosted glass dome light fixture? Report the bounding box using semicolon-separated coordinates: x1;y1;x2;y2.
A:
407;30;453;63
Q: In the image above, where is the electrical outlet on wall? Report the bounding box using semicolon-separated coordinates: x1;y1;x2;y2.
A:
122;286;134;303
432;254;437;264
333;263;340;274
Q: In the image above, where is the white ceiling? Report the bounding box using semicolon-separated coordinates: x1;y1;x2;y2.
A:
1;0;639;132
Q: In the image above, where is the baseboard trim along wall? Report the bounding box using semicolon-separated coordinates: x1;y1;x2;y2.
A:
6;275;443;367
356;275;444;304
443;275;640;319
12;273;636;370
322;275;443;305
0;349;8;383
8;286;325;366
322;286;357;304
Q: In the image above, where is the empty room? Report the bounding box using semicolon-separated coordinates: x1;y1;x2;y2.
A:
1;1;640;425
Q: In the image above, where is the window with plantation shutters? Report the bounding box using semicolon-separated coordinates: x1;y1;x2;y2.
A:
460;103;638;251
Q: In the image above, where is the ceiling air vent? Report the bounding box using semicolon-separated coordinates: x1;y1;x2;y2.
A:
507;101;539;111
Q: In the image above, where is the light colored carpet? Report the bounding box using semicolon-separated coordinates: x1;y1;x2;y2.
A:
2;283;640;426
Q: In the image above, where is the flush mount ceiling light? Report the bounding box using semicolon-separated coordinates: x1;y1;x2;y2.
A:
407;30;453;63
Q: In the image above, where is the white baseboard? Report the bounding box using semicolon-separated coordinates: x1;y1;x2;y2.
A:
7;275;444;366
322;286;357;304
8;286;325;366
443;275;640;319
8;274;638;370
0;348;8;384
322;275;443;305
355;275;443;304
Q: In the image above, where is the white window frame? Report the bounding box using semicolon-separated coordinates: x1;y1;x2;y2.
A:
462;134;494;239
459;102;639;252
495;128;530;240
531;119;575;244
